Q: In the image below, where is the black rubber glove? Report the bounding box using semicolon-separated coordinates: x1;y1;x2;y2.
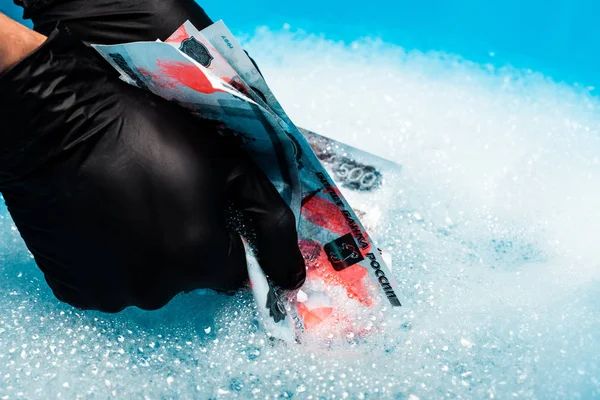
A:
16;0;215;44
0;27;305;313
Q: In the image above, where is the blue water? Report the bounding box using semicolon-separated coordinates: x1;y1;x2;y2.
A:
2;1;600;399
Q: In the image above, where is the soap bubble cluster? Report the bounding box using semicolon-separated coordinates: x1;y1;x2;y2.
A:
1;26;599;399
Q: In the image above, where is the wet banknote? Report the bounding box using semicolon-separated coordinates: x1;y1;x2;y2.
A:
92;41;302;216
198;22;403;308
165;22;403;314
92;27;402;331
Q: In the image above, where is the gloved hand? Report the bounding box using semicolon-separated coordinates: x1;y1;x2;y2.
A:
0;26;305;313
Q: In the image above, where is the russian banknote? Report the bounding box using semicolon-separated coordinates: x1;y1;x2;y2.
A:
196;21;402;308
92;22;402;335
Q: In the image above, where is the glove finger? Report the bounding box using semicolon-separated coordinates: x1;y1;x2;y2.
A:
226;156;305;290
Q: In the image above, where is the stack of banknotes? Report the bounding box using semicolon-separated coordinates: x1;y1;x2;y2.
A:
93;20;401;337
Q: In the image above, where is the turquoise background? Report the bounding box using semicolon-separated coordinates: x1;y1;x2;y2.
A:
2;0;600;89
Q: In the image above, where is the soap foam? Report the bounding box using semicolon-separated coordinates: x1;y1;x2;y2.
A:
0;26;599;399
